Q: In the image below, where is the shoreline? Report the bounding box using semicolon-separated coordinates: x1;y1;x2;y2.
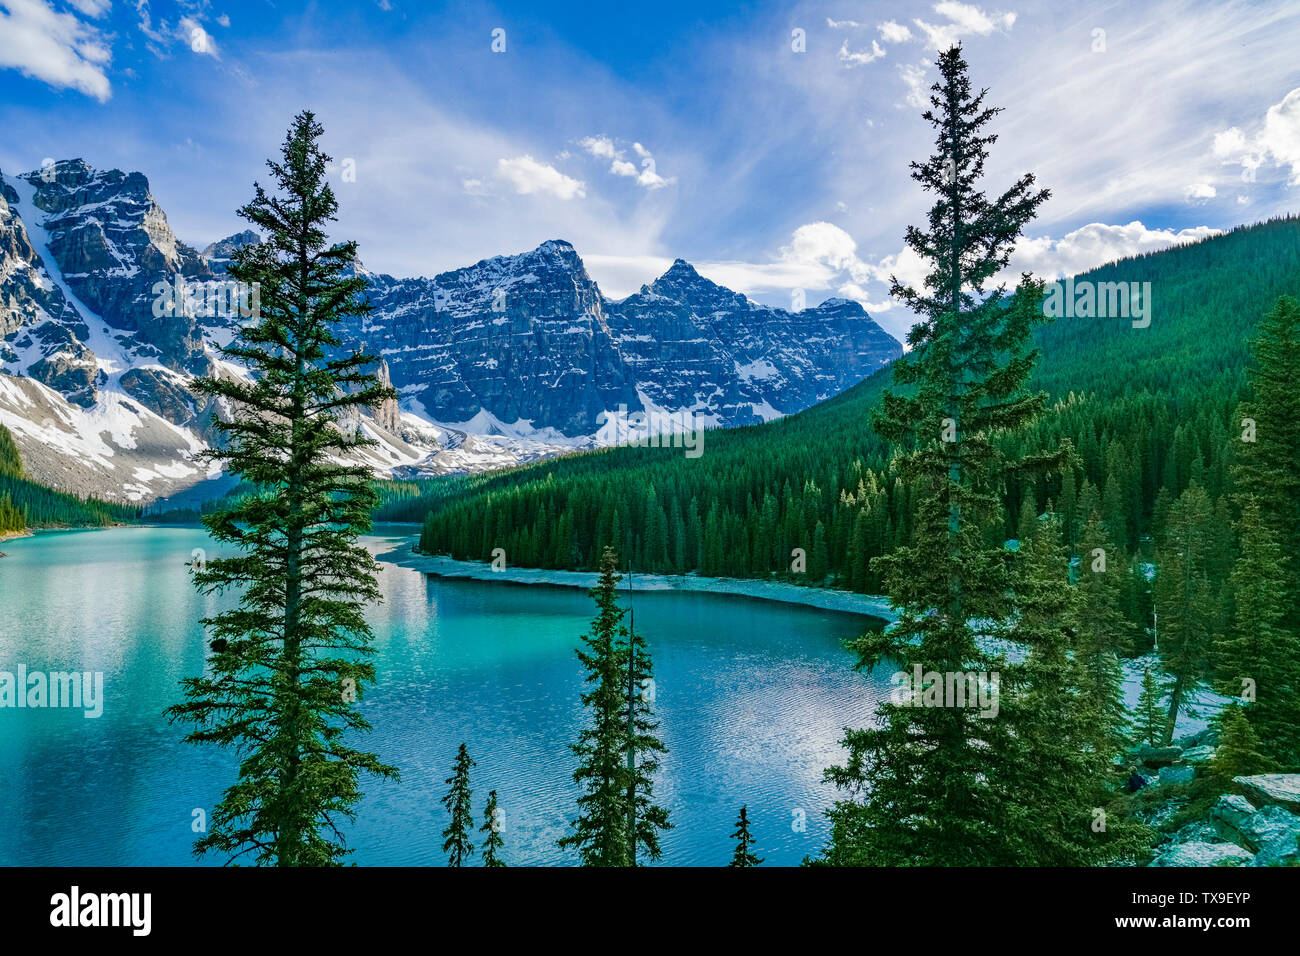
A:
374;541;899;620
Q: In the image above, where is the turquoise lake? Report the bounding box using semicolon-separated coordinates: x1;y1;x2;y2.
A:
0;526;892;866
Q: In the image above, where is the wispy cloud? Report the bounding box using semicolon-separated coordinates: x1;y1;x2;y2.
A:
1213;88;1300;185
579;135;676;189
496;155;586;200
0;0;112;101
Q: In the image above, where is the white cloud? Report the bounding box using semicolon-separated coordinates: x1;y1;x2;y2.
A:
66;0;110;15
1184;182;1216;202
461;178;489;196
216;13;230;28
686;222;880;302
0;0;112;100
1009;221;1220;280
913;2;1017;51
1212;88;1300;185
180;17;219;57
899;62;930;109
839;39;886;66
878;20;913;43
686;219;1219;339
496;155;586;200
826;17;864;28
579;135;618;160
579;135;675;189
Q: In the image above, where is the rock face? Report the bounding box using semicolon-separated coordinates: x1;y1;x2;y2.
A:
352;245;901;435
23;160;215;374
0;159;903;500
201;230;260;274
1134;745;1183;769
1150;842;1253;867
1210;793;1300;866
0;174;99;405
1235;774;1300;814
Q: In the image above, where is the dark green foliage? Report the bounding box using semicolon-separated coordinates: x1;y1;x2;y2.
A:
0;423;21;478
824;45;1066;865
559;546;670;864
1000;516;1148;863
1155;482;1222;744
1211;705;1275;783
559;546;635;866
166;112;398;865
1134;668;1167;749
442;743;476;867
1072;511;1135;754
621;573;671;864
1232;296;1300;621
729;805;762;867
0;426;139;533
1216;498;1300;767
480;789;505;867
414;218;1300;636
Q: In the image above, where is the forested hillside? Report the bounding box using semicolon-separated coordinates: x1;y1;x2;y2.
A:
414;215;1300;631
0;423;140;533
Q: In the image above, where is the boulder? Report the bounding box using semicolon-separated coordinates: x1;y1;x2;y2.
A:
1135;745;1183;769
1234;774;1300;814
1211;794;1300;861
1211;794;1260;848
1180;745;1216;765
1151;842;1252;867
1158;764;1197;786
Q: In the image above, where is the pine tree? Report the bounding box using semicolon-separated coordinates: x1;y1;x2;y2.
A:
1155;482;1220;744
559;546;633;865
620;567;671;864
1135;668;1167;748
824;45;1058;866
728;805;763;867
1017;493;1038;544
1215;498;1300;766
480;789;506;867
166;112;398;866
1211;705;1274;783
442;743;476;867
1002;515;1144;864
1234;296;1300;623
1072;511;1135;755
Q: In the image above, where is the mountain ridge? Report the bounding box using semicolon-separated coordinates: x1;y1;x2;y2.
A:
0;158;902;502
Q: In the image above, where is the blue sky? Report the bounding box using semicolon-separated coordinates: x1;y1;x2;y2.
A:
2;0;1300;339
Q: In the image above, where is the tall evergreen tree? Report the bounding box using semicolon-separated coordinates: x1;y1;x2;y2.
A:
1134;668;1167;749
1211;705;1275;783
442;743;476;867
1154;482;1219;744
1234;295;1300;624
1072;511;1135;755
559;546;634;865
728;805;763;867
1002;515;1145;863
480;789;506;867
824;44;1058;866
166;112;398;866
1215;498;1300;766
620;569;671;864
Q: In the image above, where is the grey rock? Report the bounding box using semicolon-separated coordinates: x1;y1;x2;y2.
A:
1158;764;1197;785
1151;842;1252;867
1211;794;1300;859
1235;774;1300;814
1135;745;1183;769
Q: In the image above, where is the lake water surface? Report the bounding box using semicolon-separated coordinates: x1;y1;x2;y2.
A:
0;526;893;866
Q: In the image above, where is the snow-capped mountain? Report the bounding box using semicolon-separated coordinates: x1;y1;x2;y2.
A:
0;159;901;503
